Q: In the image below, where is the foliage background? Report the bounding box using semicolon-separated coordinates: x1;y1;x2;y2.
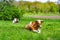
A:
0;0;60;20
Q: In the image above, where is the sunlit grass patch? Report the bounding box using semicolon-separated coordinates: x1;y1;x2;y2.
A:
0;18;60;40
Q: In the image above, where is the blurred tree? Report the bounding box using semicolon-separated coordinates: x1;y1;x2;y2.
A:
1;0;58;15
57;0;60;13
0;0;24;20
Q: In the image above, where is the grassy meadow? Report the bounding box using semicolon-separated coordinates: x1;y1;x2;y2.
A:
0;17;60;40
23;13;60;17
0;0;60;40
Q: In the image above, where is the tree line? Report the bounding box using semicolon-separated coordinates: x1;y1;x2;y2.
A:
17;1;60;13
0;0;60;20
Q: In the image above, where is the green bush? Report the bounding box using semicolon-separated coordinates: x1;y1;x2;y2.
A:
0;5;24;20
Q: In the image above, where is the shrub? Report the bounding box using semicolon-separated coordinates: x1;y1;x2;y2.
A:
0;4;24;20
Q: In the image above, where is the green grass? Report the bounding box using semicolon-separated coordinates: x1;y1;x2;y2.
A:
0;18;60;40
23;13;60;17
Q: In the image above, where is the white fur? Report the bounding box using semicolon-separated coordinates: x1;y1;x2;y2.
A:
13;18;18;23
37;20;41;24
33;29;41;33
38;29;41;33
13;20;15;23
29;21;32;25
29;21;33;26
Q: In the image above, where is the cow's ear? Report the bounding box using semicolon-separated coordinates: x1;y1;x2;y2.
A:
41;20;44;23
35;21;38;23
35;21;37;22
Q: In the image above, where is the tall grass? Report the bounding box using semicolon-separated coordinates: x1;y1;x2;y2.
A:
0;18;60;40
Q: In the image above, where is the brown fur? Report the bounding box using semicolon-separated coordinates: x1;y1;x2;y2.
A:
25;20;43;31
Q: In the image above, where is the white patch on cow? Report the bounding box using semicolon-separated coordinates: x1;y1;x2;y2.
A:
33;29;41;33
38;29;41;33
29;21;32;25
37;20;41;24
13;18;18;23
